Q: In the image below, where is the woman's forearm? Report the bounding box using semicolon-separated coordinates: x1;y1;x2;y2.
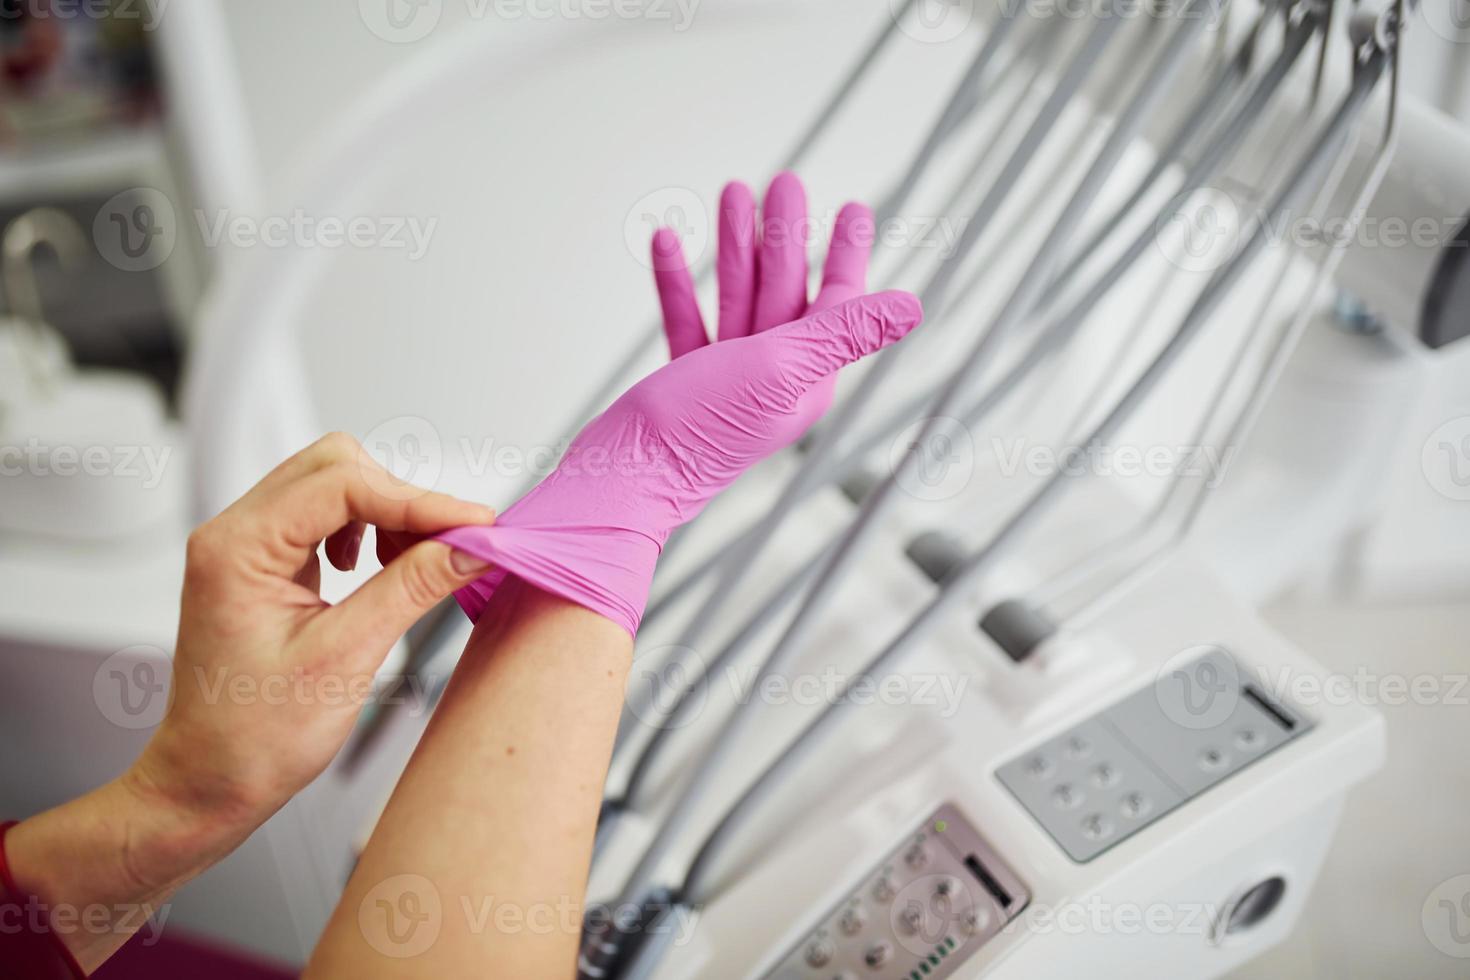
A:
4;769;244;971
305;579;632;977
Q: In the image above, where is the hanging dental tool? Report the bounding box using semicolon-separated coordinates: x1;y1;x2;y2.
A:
667;32;1393;954
584;5;1224;975
615;11;1129;761
617;1;1300;774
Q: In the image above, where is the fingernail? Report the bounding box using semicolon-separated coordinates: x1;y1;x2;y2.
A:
451;549;493;575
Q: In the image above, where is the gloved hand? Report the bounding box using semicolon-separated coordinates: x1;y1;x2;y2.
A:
440;176;921;635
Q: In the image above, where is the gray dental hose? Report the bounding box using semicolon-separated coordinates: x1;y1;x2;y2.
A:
632;1;1291;639
590;10;1201;972
616;0;1314;822
616;12;1124;750
611;27;1313;832
675;44;1386;916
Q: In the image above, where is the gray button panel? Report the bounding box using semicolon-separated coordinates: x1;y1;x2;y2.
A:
995;648;1310;862
765;804;1029;979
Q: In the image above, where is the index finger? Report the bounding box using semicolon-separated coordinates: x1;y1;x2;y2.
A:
242;437;495;574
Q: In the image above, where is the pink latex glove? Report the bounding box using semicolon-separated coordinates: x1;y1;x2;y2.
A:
440;176;920;635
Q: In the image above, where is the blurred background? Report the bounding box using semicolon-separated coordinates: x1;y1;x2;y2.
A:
1;0;1469;977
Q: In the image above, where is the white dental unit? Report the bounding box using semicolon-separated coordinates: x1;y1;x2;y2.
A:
3;0;1469;977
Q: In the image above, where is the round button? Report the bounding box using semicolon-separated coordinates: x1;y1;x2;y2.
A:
962;906;992;935
839;905;867;935
864;940;893;968
897;905;923;935
805;939;834;968
1066;735;1093;759
1235;728;1262;750
1052;783;1084;810
873;877;896;902
1081;813;1114;840
905;843;931;870
1091;763;1120;788
1199;747;1230;771
1119;792;1153;819
1025;755;1054;779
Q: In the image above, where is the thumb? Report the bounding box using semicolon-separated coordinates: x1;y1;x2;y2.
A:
761;290;923;394
320;540;491;665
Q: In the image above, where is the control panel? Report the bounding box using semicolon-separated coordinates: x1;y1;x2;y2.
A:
766;803;1029;979
995;647;1310;862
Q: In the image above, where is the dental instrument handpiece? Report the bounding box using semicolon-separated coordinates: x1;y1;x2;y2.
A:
622;0;1300;770
586;9;1203;974
675;46;1387;920
633;0;1291;640
615;10;1116;753
621;0;1320;809
1058;7;1406;627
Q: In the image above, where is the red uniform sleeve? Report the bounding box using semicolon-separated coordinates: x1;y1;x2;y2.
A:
0;821;88;979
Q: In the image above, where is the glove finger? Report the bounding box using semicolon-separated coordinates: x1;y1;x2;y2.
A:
652;227;709;359
763;290;923;396
716;181;758;342
810;201;875;314
752;171;811;333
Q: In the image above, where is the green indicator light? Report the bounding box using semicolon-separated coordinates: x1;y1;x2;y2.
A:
934;820;948;833
946;937;956;950
929;954;941;966
920;964;931;976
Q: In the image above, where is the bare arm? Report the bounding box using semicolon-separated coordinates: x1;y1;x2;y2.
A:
305;577;632;977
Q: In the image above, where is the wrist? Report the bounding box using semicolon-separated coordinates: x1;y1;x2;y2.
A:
118;733;262;890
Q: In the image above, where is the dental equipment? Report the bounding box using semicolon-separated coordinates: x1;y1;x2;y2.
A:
585;3;1234;974
613;29;1392;980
